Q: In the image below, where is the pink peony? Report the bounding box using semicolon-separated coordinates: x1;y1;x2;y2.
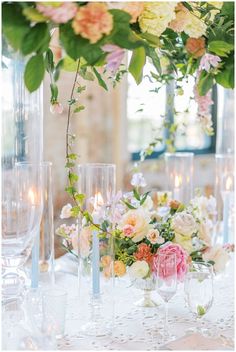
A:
102;44;125;74
154;242;188;281
199;53;221;72
72;3;113;44
36;2;77;23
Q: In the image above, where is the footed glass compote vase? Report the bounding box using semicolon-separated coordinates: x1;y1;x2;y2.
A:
131;274;158;308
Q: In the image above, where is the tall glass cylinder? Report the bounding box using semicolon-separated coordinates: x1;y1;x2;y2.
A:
77;163;116;336
215;154;234;243
164;152;194;203
2;44;43;187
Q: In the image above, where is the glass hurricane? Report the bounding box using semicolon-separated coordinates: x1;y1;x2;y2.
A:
184;262;214;336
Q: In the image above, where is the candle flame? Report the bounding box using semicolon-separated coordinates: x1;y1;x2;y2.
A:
226;176;233;191
174;175;182;188
28;188;35;204
94;192;104;210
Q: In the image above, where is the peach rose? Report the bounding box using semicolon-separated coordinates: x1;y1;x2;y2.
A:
101;255;112;268
123;2;144;23
186;37;206;58
147;229;164;245
169;3;189;33
119;208;150;243
169;199;181;210
114;260;126;277
72;3;113;44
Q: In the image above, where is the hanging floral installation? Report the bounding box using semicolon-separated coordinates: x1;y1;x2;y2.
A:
2;2;235;273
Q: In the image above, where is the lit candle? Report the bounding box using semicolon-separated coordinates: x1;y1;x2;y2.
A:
92;192;103;297
222;176;233;244
29;189;39;289
173;175;182;201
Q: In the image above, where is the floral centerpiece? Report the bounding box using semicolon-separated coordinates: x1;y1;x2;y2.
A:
57;172;233;306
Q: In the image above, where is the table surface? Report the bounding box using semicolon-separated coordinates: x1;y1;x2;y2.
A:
54;254;234;351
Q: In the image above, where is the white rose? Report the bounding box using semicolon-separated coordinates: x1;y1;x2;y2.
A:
172;212;197;237
128;260;149;279
147;229;164;245
119;208;150;243
60;203;72;219
203;245;230;273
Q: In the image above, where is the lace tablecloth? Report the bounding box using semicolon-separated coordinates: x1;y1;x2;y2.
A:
54;255;234;350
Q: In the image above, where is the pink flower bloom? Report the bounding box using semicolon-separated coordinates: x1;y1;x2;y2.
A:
123;224;135;237
199;53;221;72
50;102;64;115
36;2;77;23
102;44;125;74
154;242;188;281
72;3;113;44
194;85;213;116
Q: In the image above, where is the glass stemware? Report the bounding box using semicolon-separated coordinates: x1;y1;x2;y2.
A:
184;262;214;336
2;162;43;301
155;252;177;342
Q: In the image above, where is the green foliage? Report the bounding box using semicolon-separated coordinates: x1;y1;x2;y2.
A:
70;206;80;217
208;41;234;57
2;3;30;50
74;105;85;113
128;47;146;84
21;23;50;55
92;67;108;90
197;70;214;96
23;7;48;23
24;54;45;92
59;23;85;61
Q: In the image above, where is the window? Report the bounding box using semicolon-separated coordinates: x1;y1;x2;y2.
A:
127;58;216;161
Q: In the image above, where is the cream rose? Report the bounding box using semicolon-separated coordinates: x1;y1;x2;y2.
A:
203;245;230;273
172;212;197;237
173;232;193;254
119;208;150;243
198;220;213;246
147;229;164;245
128;260;149;279
141;195;153;211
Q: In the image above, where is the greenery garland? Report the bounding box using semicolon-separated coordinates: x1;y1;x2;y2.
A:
2;1;235;233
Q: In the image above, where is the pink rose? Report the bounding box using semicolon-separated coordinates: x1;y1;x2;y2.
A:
154;242;188;281
123;224;135;237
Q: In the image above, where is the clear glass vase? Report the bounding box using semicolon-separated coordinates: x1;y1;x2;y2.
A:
2;44;43;298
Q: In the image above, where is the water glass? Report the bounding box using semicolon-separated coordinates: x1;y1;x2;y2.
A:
184;262;214;335
155;253;177;342
42;286;67;339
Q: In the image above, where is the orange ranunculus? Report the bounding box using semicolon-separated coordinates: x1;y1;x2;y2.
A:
185;37;206;58
134;243;153;267
72;3;113;44
114;260;126;277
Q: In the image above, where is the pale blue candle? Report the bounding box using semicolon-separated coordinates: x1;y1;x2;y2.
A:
31;231;40;288
222;192;230;244
92;230;100;296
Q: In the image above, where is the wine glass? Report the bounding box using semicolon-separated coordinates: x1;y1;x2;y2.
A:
184;262;214;336
2;162;43;301
155;252;177;342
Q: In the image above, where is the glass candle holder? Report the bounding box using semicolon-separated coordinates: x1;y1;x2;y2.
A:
77;163;116;337
164;152;194;203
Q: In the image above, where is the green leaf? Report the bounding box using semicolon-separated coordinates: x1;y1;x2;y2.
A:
82;45;104;66
65;186;76;196
53;59;64;81
77;86;86;93
62;56;79;72
122;200;137;210
24;54;45;92
45;49;54;73
75;193;85;205
59;23;85;61
70;206;80;217
2;3;30;50
79;67;95;81
65;161;75;168
128;47;146;84
146;47;162;75
68;153;77;160
69;172;79;184
208;41;234;57
21;23;50;55
23;7;48;23
197;71;214;96
140;32;160;47
133;188;140;201
221;2;234;21
215;65;234;89
92;67;108;90
74;105;85;113
140;192;150;206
